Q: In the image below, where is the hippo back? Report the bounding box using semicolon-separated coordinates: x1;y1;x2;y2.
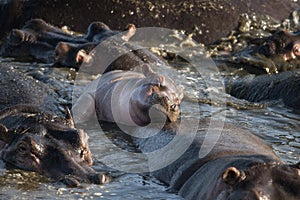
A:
0;64;61;114
226;70;300;109
133;121;282;199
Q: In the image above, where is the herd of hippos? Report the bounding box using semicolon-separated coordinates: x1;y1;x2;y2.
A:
1;1;300;200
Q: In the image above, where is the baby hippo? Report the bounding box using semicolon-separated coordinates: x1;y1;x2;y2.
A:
73;65;184;126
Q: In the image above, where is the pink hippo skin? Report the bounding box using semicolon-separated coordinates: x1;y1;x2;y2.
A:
72;65;184;126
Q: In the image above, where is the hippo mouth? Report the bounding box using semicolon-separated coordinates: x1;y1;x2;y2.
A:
150;101;180;123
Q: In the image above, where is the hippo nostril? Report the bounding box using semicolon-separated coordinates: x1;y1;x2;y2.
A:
170;104;177;111
90;173;110;184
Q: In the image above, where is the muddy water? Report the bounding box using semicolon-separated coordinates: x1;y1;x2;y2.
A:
1;11;300;199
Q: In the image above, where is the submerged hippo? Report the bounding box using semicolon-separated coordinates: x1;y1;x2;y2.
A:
0;0;298;44
0;65;108;186
225;69;300;111
132;121;300;199
73;65;184;126
223;30;300;74
0;19;88;63
1;18;162;72
53;21;163;72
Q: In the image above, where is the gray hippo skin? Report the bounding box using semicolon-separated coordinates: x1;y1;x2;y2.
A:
225;70;300;110
0;65;108;186
133;121;300;200
73;65;183;126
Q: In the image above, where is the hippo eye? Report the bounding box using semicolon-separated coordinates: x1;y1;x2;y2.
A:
152;93;160;101
17;143;28;153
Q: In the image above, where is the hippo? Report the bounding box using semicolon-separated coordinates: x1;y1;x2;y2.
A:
216;29;300;75
128;120;300;200
72;65;184;126
250;30;300;62
0;65;109;186
0;18;88;63
225;69;300;111
53;22;160;71
0;0;298;44
1;18;163;71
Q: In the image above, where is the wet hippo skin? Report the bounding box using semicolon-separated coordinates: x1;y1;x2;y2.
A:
0;19;164;71
225;30;300;74
0;65;109;186
0;0;298;44
225;69;300;111
73;65;184;126
0;19;88;63
133;121;300;200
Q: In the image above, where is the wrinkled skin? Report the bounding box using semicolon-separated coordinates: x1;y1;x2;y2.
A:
132;121;300;200
225;30;300;74
73;65;184;126
225;70;300;111
0;65;109;186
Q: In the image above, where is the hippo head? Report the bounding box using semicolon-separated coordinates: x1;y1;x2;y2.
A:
54;42;88;68
251;30;300;61
221;162;300;200
0;105;108;186
130;65;184;126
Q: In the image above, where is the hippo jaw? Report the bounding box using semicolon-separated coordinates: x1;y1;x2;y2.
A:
130;82;184;126
149;88;182;122
0;107;109;186
220;162;300;200
0;126;107;186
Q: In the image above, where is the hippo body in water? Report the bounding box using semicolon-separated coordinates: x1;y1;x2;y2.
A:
0;0;298;44
222;30;300;74
0;65;108;186
1;18;163;72
54;21;164;72
0;19;88;63
73;65;184;126
226;70;300;111
132;121;300;199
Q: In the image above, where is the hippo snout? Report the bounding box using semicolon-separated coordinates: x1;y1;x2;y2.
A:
89;173;111;184
63;173;110;187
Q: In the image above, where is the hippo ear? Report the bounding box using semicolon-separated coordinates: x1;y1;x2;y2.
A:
0;123;13;143
222;167;246;186
65;107;75;128
142;64;167;87
76;49;88;64
121;24;136;42
76;49;94;65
